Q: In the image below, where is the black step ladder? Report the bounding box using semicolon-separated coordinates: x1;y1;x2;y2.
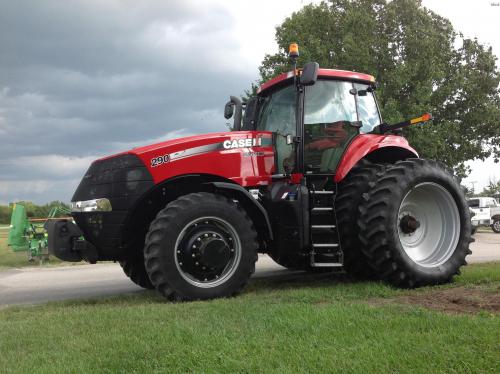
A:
309;182;343;268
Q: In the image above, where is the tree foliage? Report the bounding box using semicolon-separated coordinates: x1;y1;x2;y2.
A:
259;0;500;176
478;178;500;198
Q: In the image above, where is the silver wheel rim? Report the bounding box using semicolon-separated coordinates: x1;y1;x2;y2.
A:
397;182;460;268
174;216;242;288
494;220;500;231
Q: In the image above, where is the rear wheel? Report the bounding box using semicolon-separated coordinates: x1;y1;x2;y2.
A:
144;192;258;301
336;160;385;279
358;159;473;288
492;219;500;233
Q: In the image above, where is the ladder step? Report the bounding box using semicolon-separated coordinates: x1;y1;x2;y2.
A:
311;190;334;195
312;243;339;248
310;262;343;267
311;225;336;229
312;207;333;211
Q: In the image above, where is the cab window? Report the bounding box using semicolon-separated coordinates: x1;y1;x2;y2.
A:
354;83;381;133
256;85;296;173
303;80;357;173
256;84;296;135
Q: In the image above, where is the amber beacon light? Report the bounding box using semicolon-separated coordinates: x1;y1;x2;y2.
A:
289;43;299;58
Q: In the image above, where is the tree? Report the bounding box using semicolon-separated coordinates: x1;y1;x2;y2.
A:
259;0;500;177
478;178;500;198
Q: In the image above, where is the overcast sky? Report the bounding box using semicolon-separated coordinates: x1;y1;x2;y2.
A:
0;0;498;204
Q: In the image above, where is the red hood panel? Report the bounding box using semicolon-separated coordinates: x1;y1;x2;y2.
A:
100;131;276;186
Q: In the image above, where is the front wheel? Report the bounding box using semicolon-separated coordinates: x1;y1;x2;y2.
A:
144;192;258;301
119;250;154;289
358;159;473;288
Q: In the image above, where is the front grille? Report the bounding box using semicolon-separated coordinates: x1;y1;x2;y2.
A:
72;154;154;256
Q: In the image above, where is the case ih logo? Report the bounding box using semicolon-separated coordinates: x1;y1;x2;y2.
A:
223;138;262;149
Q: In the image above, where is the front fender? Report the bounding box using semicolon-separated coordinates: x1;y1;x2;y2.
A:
205;182;273;241
335;134;418;182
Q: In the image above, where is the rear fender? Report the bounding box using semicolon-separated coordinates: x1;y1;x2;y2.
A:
335;134;418;182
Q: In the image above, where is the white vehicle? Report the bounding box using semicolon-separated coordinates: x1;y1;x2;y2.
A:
467;197;500;233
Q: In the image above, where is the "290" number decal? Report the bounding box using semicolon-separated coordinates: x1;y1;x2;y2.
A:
151;154;170;167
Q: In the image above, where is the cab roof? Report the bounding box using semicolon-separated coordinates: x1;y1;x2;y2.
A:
257;68;376;95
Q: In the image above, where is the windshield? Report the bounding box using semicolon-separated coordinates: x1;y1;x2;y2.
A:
255;85;296;173
256;85;296;136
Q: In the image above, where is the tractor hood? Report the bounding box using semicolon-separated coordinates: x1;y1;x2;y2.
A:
96;131;276;186
71;130;275;256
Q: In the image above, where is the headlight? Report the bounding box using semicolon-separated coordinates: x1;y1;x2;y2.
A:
71;198;112;212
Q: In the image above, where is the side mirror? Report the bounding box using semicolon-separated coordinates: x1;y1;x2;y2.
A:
286;134;294;145
224;101;234;119
300;62;319;86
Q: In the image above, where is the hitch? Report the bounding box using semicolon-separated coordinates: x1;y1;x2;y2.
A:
45;219;98;263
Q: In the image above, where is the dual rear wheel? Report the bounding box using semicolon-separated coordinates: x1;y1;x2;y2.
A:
356;158;473;287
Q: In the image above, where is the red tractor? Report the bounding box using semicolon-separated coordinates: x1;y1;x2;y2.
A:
47;44;472;301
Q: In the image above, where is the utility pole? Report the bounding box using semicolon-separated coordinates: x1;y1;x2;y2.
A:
470;181;477;196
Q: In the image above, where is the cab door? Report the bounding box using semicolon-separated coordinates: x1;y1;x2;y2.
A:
255;84;297;174
303;80;359;175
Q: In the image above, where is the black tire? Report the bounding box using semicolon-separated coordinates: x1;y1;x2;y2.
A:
144;192;258;301
358;158;473;288
471;227;477;236
336;160;385;279
119;251;154;289
492;219;500;233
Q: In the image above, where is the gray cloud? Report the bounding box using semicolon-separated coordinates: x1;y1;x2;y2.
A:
0;0;254;203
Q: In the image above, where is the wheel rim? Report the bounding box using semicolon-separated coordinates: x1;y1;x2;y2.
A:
494;220;500;231
174;216;241;288
397;182;460;268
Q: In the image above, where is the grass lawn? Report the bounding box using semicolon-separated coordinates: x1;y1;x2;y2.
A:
0;262;498;373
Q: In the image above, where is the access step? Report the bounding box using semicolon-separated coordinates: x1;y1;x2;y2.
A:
310;252;343;267
310;190;334;195
312;207;333;212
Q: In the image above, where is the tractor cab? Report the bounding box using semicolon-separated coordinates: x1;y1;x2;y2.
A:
253;68;380;177
222;54;385;268
226;50;380;184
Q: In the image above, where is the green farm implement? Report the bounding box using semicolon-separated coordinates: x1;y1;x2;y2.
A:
7;203;72;263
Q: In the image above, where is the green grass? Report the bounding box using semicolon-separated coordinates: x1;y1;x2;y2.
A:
0;263;498;373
